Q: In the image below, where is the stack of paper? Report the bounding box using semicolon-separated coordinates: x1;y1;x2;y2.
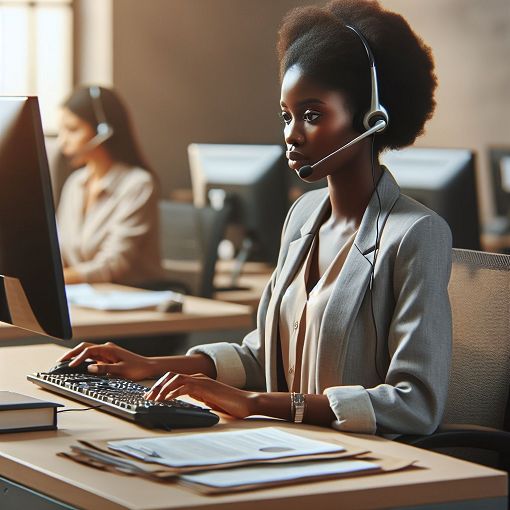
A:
59;427;416;493
180;458;380;492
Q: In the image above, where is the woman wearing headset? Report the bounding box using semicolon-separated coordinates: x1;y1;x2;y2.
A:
57;86;163;286
59;0;452;435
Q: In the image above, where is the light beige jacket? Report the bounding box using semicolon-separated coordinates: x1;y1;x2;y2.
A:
189;169;453;435
57;163;163;286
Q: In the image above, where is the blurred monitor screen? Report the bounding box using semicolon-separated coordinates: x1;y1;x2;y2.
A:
488;147;510;218
188;143;287;264
381;147;480;250
0;96;72;339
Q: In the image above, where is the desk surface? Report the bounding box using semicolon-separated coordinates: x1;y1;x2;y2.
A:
0;284;253;342
214;273;271;310
213;260;273;310
0;344;506;510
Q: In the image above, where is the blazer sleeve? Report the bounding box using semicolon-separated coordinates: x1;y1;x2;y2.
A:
325;214;453;435
187;194;308;390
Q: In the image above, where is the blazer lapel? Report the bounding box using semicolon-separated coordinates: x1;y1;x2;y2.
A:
265;192;330;390
316;169;401;390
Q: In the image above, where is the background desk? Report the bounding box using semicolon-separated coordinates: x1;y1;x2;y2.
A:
0;344;506;510
0;284;253;344
482;232;510;253
214;260;273;312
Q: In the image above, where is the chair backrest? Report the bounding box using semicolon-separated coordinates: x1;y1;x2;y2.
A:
159;200;229;298
444;248;510;429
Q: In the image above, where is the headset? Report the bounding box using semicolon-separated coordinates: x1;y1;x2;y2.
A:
297;25;388;180
347;24;387;382
296;24;389;381
85;86;114;150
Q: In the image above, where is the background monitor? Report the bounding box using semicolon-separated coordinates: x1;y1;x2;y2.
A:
0;96;72;339
381;147;481;250
486;147;510;235
188;143;287;265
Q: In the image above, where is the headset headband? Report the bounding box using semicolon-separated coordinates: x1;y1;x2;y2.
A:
88;86;114;137
345;25;389;131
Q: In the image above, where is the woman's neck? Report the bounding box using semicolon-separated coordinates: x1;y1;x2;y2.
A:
326;154;383;227
85;150;116;180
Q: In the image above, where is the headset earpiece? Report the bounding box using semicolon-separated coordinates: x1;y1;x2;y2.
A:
364;108;388;130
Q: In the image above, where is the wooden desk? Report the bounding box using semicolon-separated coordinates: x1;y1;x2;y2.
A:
0;284;253;342
214;272;271;311
0;344;506;510
162;258;272;310
215;260;274;275
213;260;273;311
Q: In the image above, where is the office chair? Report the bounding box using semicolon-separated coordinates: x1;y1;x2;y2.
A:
159;200;229;298
399;248;510;473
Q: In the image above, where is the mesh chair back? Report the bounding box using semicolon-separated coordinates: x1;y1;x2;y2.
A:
444;249;510;429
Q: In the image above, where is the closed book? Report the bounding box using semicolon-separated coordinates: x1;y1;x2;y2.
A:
0;391;63;433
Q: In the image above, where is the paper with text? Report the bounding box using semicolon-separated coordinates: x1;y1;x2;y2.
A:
107;427;345;467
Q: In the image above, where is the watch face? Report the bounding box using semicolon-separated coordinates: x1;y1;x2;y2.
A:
294;394;305;405
293;393;305;423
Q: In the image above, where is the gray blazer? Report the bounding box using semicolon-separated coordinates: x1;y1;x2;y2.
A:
190;169;452;435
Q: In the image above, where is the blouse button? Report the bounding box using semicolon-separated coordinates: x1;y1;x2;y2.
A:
289;366;295;374
293;321;299;330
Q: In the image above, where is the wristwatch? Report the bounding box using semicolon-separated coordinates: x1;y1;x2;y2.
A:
291;392;306;423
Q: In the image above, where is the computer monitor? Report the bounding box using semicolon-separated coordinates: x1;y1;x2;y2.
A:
486;147;510;234
381;147;481;250
0;96;72;339
188;143;287;266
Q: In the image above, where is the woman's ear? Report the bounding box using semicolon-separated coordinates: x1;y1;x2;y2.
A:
352;111;365;134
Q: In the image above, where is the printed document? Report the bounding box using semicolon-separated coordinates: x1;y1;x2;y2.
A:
108;427;345;467
181;458;378;488
65;284;182;311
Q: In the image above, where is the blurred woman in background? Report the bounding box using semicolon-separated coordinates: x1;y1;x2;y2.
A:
57;85;163;286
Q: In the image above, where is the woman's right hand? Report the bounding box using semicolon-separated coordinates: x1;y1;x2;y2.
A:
57;342;154;381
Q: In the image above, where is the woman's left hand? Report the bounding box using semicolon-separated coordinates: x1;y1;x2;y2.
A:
144;372;259;419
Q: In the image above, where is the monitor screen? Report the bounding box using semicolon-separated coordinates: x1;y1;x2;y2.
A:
488;147;510;218
381;147;481;250
0;96;72;339
188;143;287;264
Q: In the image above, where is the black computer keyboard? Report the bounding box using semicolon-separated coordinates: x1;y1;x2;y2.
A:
27;372;219;429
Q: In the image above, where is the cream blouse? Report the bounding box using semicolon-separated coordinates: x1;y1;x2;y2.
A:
279;226;357;393
57;163;164;286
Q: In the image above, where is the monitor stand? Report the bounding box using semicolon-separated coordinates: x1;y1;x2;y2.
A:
0;276;11;325
215;238;253;292
0;275;45;336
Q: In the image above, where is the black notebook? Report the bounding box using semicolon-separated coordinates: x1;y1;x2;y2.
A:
0;391;63;433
